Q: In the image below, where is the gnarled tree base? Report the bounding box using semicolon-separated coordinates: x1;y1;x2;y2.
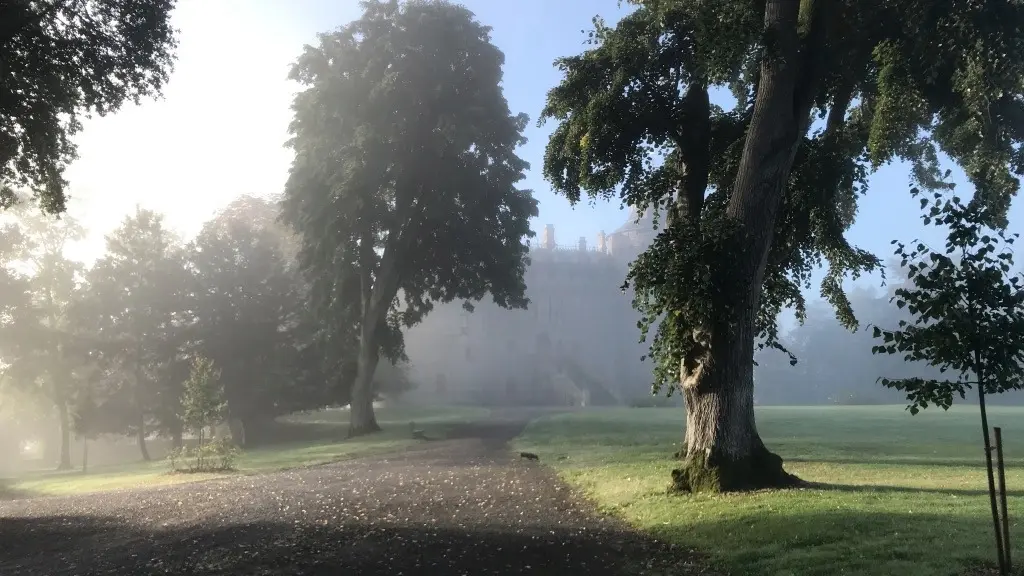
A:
670;444;802;493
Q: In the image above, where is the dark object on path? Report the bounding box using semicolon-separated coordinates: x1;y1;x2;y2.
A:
520;451;539;461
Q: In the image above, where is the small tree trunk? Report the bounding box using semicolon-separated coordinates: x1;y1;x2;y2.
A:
56;400;72;471
81;436;88;474
137;414;151;462
348;321;382;437
978;371;1008;573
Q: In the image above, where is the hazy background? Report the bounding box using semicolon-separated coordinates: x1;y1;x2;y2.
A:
65;0;1019;280
15;0;1023;451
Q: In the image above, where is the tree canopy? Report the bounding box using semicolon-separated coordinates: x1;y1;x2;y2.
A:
541;0;1024;491
281;0;538;435
0;0;178;213
872;190;1024;413
189;195;318;442
77;207;189;459
543;0;1024;391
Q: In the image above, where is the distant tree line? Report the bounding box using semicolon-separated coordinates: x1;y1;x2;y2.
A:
0;195;411;470
0;0;541;468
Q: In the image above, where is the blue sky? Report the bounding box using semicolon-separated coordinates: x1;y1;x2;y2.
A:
65;0;1021;316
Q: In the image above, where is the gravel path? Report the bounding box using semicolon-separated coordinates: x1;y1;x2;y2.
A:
0;411;710;575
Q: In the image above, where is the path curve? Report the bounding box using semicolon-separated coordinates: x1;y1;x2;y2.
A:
0;410;710;575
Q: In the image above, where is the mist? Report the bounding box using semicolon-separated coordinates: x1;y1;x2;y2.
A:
3;195;1016;480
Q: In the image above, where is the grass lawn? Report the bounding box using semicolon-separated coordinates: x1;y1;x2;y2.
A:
3;404;488;499
514;405;1024;576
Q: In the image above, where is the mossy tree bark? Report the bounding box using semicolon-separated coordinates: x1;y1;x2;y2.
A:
672;302;799;492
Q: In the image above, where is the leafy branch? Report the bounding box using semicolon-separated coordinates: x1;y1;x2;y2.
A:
871;188;1024;414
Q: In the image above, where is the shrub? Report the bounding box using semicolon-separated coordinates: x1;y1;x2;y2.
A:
167;437;239;473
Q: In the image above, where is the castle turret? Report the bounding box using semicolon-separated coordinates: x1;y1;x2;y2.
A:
578;236;587;251
542;224;555;249
596;231;607;253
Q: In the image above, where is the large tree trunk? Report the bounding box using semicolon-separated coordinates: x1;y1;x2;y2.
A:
348;219;403;438
56;400;72;471
672;296;799;492
137;413;151;461
348;319;382;437
671;0;827;493
132;354;151;461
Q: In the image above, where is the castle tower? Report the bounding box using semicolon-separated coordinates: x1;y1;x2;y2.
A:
542;224;555;249
578;236;587;251
596;231;607;253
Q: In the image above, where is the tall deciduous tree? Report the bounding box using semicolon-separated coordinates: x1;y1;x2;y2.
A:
0;0;178;213
6;207;87;469
80;207;188;460
282;0;537;436
189;195;312;446
541;0;1024;491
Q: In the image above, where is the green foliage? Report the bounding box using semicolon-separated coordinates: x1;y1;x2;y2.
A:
180;355;225;436
172;356;234;473
871;190;1024;415
281;0;538;397
188;195;319;431
0;0;178;214
76;207;191;438
0;208;85;395
541;0;1024;394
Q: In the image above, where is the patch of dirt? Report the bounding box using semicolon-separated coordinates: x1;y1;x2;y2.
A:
0;409;714;575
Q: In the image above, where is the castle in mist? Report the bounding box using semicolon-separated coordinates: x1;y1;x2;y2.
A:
403;206;661;406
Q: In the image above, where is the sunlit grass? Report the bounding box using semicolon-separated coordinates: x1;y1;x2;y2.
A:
514;405;1024;576
4;404;489;499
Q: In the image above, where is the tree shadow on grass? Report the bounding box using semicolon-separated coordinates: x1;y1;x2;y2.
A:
805;481;1024;498
0;514;713;576
646;508;1022;576
786;455;1024;468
